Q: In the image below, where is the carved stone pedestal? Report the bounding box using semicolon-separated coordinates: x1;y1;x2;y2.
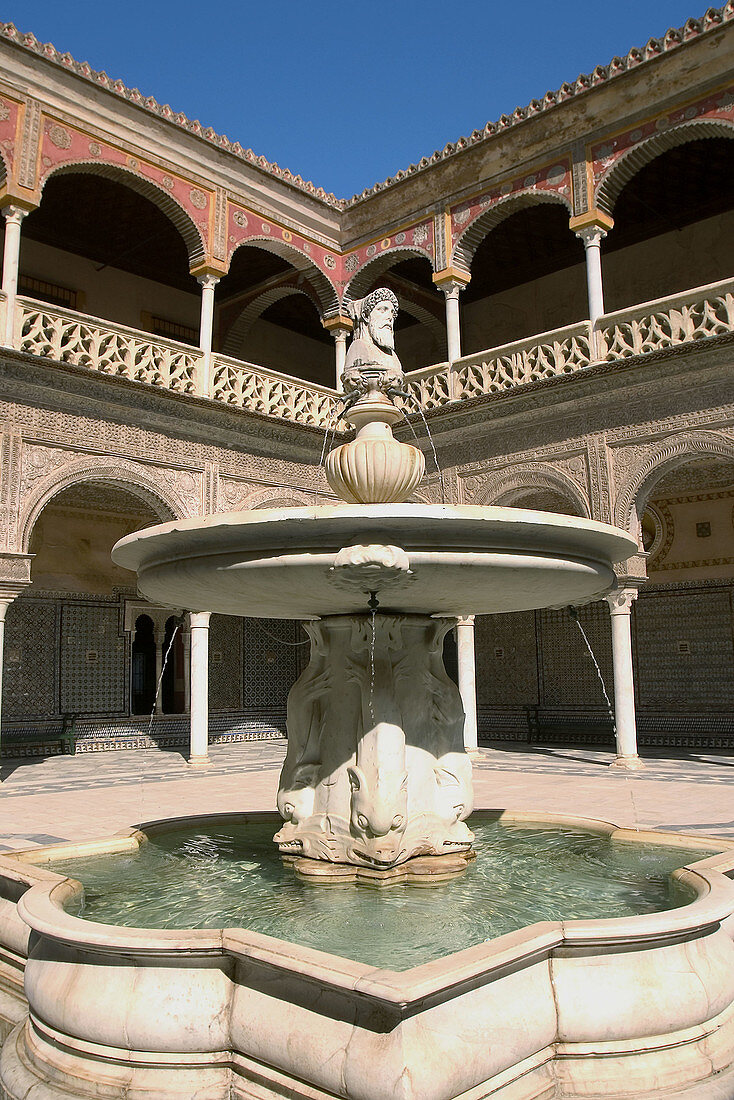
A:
274;614;474;873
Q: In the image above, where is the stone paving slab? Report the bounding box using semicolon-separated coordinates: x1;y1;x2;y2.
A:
1;740;732;851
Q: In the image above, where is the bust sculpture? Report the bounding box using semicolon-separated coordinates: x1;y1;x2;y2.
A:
342;286;404;392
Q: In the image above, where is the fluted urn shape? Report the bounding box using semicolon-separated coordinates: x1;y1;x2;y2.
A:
325;391;425;504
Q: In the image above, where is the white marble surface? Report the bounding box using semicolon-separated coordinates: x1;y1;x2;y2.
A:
111;504;637;618
1;812;734;1099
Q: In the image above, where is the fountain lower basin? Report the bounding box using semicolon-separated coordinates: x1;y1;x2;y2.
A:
1;812;734;1100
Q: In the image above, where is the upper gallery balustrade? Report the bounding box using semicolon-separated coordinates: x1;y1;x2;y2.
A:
3;274;733;429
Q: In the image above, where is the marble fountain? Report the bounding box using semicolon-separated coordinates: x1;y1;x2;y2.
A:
2;289;734;1100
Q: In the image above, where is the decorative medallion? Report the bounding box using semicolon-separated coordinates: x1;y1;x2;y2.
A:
380;237;391;249
302;242;311;252
366;243;376;257
233;210;248;227
48;124;71;149
162;175;174;190
260;222;271;233
454;207;471;225
282;228;292;241
523;174;537;187
189;188;207;210
412;224;428;245
88;141;101;156
323;254;336;269
345;254;360;273
0;101;9;121
128;156;139;168
395;231;406;244
547;164;566;183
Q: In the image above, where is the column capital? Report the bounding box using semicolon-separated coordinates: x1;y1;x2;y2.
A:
0;552;33;591
322;314;353;335
196;272;220;290
569;208;614;238
190;259;227;281
605;585;642;615
456;614;475;627
0;203;31;226
432;267;471;296
188;610;211;629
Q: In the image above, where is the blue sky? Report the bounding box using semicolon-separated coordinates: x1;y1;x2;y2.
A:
8;1;705;198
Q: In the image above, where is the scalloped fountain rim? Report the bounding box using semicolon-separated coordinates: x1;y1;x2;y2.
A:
3;810;734;1100
5;810;734;986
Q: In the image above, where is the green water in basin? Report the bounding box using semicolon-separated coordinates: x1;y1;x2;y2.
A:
50;818;714;971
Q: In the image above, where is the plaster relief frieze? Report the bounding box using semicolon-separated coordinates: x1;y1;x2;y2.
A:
20;443;74;494
585;435;613;524
217;477;327;512
0;432;22;550
163;467;204;516
605;406;734;445
18;96;41;188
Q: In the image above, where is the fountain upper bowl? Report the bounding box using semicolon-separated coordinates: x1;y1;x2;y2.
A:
111;504;637;618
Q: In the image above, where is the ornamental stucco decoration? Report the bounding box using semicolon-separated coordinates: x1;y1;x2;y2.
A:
17;456;188;553
613;430;734;532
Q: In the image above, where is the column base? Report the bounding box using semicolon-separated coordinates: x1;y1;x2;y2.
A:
609;754;645;771
187;755;212;768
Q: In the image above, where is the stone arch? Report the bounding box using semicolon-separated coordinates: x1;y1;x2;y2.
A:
614;431;734;536
229;238;339;317
451;190;574;275
39;161;207;266
221;284;323;357
19;458;187;553
596;120;734;216
472;464;590;517
345;247;435;302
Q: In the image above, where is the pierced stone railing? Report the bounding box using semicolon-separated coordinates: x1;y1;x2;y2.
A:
18;299;201;394
14;297;337;428
596;277;734;360
10;277;734;430
405;320;593;407
210;353;339;427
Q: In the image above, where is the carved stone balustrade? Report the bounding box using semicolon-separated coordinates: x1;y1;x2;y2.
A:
18;298;201;394
210;352;339;428
595;277;734;361
7;277;734;429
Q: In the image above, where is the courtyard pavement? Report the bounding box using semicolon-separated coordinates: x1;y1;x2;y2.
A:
1;739;733;851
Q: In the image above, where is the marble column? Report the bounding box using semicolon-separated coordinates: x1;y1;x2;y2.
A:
569;210;614;328
182;629;191;712
153;629;165;714
432;269;470;364
456;615;479;752
576;226;607;324
322;315;353;390
188;611;211;766
197;274;219;397
0;599;12;760
605;587;645;770
2;205;29;348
